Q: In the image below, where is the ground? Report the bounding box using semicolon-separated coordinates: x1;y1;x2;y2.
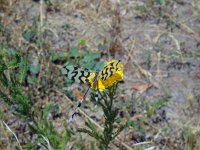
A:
0;0;200;150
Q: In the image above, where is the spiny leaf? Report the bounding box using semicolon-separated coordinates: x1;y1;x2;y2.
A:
41;103;55;120
85;119;98;133
19;55;28;84
78;128;101;141
6;53;20;69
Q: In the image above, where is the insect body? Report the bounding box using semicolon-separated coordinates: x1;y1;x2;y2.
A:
62;65;92;84
99;59;121;80
62;60;123;119
62;60;122;87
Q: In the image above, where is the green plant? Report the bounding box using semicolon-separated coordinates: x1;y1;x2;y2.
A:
0;49;32;119
77;83;126;150
183;126;200;150
135;4;148;13
0;21;11;43
0;49;70;149
26;104;70;150
156;0;165;5
144;95;169;118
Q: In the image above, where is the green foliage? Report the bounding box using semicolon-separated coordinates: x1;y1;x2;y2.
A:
127;120;145;134
19;54;28;84
145;95;169;117
144;50;152;70
43;0;52;5
69;47;79;59
0;49;71;149
0;108;4;120
51;44;102;71
26;59;41;85
22;27;37;42
49;51;68;62
0;49;32;119
0;21;11;42
78;39;87;48
135;4;148;13
183;126;200;150
156;0;165;5
26;64;40;85
62;23;70;31
82;53;101;63
0;47;20;71
26;104;70;150
60;45;103;87
78;84;126;150
29;64;40;75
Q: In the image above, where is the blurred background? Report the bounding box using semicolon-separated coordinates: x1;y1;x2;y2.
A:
0;0;200;149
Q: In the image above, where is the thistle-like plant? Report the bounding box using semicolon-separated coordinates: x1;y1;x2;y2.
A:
78;83;126;150
0;49;70;149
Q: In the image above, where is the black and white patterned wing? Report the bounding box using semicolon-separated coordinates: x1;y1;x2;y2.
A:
62;65;93;84
99;60;121;80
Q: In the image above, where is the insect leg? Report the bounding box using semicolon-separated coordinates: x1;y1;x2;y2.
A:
95;78;99;102
68;85;91;122
94;77;101;108
68;72;99;121
95;91;99;102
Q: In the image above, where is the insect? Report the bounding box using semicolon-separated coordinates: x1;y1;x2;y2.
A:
61;60;123;119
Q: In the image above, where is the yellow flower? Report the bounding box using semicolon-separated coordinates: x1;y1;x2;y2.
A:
88;60;124;91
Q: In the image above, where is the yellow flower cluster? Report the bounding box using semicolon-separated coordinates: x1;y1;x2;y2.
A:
88;60;124;91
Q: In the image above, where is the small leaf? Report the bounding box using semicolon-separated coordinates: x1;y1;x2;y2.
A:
30;65;40;75
78;39;86;47
42;103;54;120
7;53;20;69
135;4;147;13
22;28;37;42
93;62;105;71
0;49;8;57
62;23;70;31
27;76;37;84
69;47;78;58
51;52;68;62
19;55;28;84
82;53;101;62
156;0;165;5
85;61;96;69
85;119;96;133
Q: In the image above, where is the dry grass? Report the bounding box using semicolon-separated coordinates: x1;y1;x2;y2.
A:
0;0;200;149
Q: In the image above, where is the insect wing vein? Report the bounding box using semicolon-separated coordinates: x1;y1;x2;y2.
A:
99;60;121;80
62;65;92;84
